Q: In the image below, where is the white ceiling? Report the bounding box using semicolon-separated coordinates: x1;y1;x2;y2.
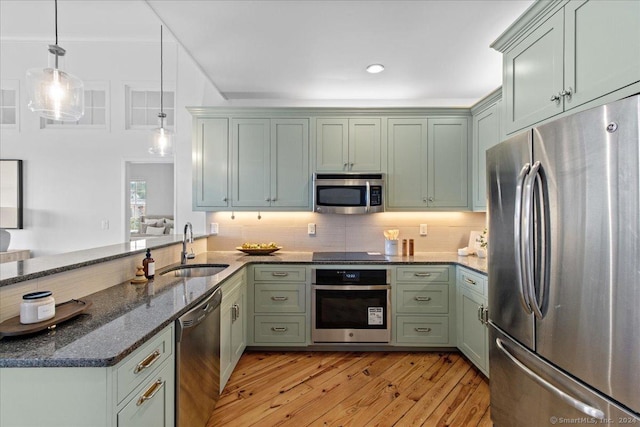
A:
1;0;534;107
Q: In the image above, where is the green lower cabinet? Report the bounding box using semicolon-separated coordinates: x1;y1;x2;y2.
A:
253;315;307;344
117;359;175;427
395;315;450;345
0;324;175;427
456;267;489;377
393;265;456;346
221;271;247;392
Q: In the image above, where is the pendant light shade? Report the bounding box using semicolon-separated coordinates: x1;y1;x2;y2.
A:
26;0;84;122
149;25;174;157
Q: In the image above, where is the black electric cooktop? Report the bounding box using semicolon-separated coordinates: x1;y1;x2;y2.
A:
312;251;387;262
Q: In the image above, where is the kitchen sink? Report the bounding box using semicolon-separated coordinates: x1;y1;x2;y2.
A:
160;264;229;278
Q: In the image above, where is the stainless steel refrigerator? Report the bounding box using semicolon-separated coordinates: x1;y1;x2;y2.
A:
487;94;640;426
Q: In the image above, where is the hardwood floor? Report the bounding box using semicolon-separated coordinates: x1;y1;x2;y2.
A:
208;351;491;427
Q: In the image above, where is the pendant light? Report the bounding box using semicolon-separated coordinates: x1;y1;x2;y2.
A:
149;25;174;157
26;0;84;122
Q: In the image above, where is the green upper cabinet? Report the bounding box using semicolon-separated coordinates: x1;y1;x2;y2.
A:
231;118;309;209
271;119;310;208
316;118;381;172
497;0;640;135
471;90;502;211
427;118;469;208
387;118;428;208
387;117;469;210
231;118;271;207
193;118;230;209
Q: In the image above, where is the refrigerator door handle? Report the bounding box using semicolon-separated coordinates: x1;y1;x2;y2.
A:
523;161;545;319
496;338;606;420
515;163;533;314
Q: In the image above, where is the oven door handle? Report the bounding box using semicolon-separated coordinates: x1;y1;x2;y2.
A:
312;284;390;291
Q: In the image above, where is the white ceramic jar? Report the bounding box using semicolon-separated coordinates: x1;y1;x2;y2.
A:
20;291;55;324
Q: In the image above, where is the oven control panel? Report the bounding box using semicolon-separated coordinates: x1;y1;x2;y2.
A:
312;269;390;285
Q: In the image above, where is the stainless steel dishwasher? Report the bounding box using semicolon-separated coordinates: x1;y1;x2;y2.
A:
175;288;222;427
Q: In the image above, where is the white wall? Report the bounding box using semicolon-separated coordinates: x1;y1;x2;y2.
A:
0;32;224;256
128;163;174;217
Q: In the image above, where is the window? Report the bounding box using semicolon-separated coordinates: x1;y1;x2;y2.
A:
125;86;174;130
0;82;19;128
41;82;109;129
130;180;146;233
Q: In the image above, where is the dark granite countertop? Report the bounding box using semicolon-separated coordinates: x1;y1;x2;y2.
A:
0;235;209;287
0;251;486;368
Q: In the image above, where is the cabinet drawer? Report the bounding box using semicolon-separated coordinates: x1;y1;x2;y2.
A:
254;283;306;313
116;325;173;404
396;266;449;283
253;266;306;282
395;284;449;314
117;359;174;426
457;268;487;297
395;316;450;344
254;315;306;343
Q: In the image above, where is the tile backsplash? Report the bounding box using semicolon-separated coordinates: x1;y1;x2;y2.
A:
206;211;486;253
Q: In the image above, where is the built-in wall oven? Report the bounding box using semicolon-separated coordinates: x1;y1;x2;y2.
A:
311;268;391;343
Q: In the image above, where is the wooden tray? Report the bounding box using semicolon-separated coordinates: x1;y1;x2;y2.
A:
236;247;282;255
0;299;92;338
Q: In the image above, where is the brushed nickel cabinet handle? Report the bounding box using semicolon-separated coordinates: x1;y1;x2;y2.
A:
414;296;432;302
271;296;289;301
271;327;288;332
271;272;289;277
560;87;573;99
136;378;164;406
414;272;431;277
414;327;432;333
550;93;561;102
134;350;161;374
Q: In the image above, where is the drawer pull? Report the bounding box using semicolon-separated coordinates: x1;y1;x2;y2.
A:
414;272;432;277
136;378;164;406
271;272;289;277
232;304;240;322
414;296;432;302
414;327;432;333
464;277;477;286
134;350;161;374
271;296;289;301
271;327;288;332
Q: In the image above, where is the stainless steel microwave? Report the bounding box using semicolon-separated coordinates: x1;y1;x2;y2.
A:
313;173;384;214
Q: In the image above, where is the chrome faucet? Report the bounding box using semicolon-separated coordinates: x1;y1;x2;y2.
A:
181;222;195;264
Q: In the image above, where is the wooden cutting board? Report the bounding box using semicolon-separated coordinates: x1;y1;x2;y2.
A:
0;299;92;338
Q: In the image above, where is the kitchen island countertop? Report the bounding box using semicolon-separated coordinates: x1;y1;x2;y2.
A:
0;251;486;368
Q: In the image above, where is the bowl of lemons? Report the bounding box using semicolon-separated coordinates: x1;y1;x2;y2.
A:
236;242;281;255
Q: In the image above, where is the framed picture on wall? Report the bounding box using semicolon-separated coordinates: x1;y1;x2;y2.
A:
0;159;23;229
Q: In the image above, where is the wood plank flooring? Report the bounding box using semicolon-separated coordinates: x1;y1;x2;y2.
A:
207;351;491;427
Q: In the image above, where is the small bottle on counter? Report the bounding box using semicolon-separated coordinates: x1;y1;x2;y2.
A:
143;249;155;279
402;239;408;256
409;239;415;256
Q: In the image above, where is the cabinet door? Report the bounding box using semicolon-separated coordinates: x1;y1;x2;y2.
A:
230;283;247;365
193;118;229;208
456;286;488;374
387;119;428;208
427;118;469;208
316;118;348;171
118;360;174;427
504;10;564;134
472;104;499;211
231;119;271;207
271;119;309;208
348;118;381;171
564;0;640;110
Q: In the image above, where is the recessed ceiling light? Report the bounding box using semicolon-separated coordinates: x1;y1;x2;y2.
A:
366;64;385;74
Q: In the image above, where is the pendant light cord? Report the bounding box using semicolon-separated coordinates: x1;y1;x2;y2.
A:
160;25;164;119
54;0;58;45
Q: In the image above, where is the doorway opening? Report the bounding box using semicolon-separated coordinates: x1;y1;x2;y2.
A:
124;161;175;241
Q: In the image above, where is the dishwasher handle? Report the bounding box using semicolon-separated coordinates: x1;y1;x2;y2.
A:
176;288;222;343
